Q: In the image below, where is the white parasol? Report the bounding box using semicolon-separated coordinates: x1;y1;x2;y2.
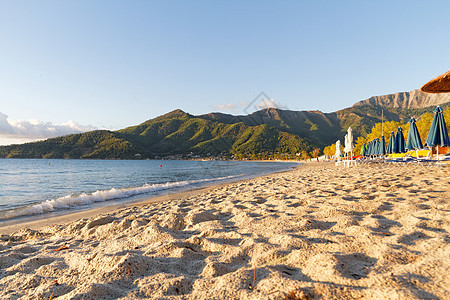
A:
344;127;354;153
335;140;342;160
343;127;355;166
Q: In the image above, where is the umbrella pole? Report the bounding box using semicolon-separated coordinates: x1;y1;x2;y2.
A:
437;145;439;161
349;151;351;167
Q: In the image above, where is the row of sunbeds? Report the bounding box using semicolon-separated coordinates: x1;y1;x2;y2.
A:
384;149;450;164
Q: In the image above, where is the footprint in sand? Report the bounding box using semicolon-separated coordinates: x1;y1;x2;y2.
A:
416;219;447;233
365;215;401;236
382;249;420;265
11;245;39;254
334;253;377;280
361;194;377;200
398;231;431;246
6;256;56;274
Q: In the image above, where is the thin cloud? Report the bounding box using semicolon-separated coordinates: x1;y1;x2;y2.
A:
212;102;238;113
0;112;97;145
213;97;287;115
255;98;286;110
212;101;251;114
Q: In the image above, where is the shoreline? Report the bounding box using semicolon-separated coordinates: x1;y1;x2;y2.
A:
0;185;214;235
0;163;302;235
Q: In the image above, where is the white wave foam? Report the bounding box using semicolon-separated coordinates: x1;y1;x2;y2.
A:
1;175;239;220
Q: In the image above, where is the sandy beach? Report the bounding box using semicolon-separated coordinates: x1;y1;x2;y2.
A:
0;162;449;299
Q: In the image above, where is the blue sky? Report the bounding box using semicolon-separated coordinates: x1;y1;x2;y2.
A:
0;0;449;145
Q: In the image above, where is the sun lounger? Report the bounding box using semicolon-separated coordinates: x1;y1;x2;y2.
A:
411;149;432;158
385;152;414;163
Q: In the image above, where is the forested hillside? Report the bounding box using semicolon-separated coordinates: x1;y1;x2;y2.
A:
0;110;312;159
0;90;449;159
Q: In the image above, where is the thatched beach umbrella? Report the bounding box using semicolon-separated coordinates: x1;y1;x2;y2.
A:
406;117;423;150
425;106;449;159
421;70;450;93
387;131;396;154
395;127;406;153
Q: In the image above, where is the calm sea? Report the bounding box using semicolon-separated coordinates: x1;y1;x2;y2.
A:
0;159;298;222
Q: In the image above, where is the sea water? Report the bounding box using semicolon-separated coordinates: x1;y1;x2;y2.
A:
0;159;298;222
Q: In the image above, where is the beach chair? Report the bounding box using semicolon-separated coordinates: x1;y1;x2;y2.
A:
436;152;450;163
411;149;449;166
403;150;415;160
413;149;432;163
385;152;414;164
411;149;432;159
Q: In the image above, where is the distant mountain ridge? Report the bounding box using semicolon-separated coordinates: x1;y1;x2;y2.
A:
353;89;450;109
0;89;449;159
198;89;450;146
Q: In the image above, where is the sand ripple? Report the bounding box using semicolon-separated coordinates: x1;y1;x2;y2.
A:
0;162;449;299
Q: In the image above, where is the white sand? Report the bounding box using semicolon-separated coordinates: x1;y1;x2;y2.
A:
0;162;449;299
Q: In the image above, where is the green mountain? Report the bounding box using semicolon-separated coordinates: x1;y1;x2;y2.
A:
0;89;449;159
199;108;341;148
0;110;312;159
0;130;140;159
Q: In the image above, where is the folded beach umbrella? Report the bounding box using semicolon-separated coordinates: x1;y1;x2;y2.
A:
344;127;354;154
425;106;449;148
421;70;450;93
375;138;381;155
335;140;342;159
406;117;423;150
387;131;396;154
425;106;449;159
344;127;354;159
395;127;406;153
367;140;372;156
360;144;367;156
343;134;348;153
379;135;387;156
370;139;376;155
372;138;379;155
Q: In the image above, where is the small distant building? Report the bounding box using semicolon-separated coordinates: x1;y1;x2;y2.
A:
318;154;330;161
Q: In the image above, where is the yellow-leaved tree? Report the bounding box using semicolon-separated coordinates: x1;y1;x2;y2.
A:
354;120;406;154
325;106;450;155
323;142;344;157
